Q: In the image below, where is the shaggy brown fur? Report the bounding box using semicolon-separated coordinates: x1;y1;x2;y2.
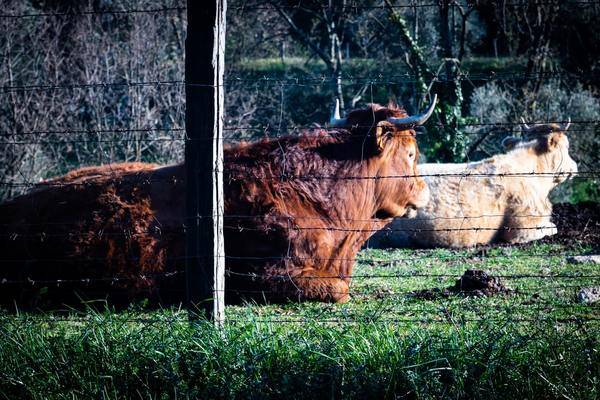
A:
46;162;159;185
0;103;428;308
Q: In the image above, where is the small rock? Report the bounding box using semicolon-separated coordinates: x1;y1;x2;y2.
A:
577;287;600;304
567;255;600;265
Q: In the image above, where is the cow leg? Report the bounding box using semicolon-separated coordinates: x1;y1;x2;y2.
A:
292;268;350;303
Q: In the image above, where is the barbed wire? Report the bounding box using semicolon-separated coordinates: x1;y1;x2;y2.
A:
1;304;595;319
223;71;600;83
220;170;595;180
1;314;597;326
221;224;565;233
2;270;598;285
213;316;600;324
224;252;598;263
3;1;599;20
0;170;595;189
0;6;186;19
0;123;597;142
3;71;600;93
0;211;566;225
1;1;599;335
218;284;597;296
1;131;597;145
224;270;600;281
0;222;579;238
231;1;600;11
0;271;183;286
0;249;593;264
0;80;184;93
0;127;186;137
0;215;587;236
1;301;597;315
2;270;596;289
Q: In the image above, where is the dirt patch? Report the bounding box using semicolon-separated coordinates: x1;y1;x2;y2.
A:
409;269;511;300
548;202;600;248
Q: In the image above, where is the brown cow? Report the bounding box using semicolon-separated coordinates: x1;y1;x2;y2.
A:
0;99;434;308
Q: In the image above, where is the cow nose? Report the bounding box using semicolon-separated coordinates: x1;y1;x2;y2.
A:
570;160;578;177
561;160;578;182
403;206;418;219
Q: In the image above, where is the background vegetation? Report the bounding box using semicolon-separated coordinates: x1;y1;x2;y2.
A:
1;0;599;201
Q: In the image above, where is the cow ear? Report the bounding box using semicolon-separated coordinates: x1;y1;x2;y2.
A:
547;132;561;149
535;133;561;154
502;136;520;150
374;121;394;152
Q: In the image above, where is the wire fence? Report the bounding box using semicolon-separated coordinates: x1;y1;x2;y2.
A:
0;1;598;337
2;1;600;19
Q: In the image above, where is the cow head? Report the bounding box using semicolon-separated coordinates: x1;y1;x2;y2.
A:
330;96;436;219
503;119;578;184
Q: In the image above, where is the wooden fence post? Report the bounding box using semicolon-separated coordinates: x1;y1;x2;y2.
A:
185;0;226;325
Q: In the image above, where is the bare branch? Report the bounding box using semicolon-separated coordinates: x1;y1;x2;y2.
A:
269;2;334;70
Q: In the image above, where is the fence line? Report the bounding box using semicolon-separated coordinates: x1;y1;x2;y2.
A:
0;1;598;335
0;211;569;225
1;122;597;137
2;270;598;285
1;315;597;326
0;271;184;285
2;272;596;289
0;170;595;189
1;130;597;144
1;222;570;237
0;128;186;137
0;6;185;19
3;71;600;93
0;251;592;264
2;2;599;20
214;285;596;295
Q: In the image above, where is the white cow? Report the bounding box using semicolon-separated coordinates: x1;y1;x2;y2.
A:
368;122;578;248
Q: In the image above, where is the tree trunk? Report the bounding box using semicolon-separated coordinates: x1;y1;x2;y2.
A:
333;34;344;110
437;0;466;162
327;11;344;111
385;0;430;103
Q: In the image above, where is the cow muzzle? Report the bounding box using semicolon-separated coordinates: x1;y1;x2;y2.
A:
555;160;578;183
403;206;419;219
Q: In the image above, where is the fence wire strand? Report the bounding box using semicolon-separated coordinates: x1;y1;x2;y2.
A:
0;1;599;332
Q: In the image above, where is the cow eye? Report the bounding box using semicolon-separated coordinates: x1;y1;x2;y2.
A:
408;151;415;159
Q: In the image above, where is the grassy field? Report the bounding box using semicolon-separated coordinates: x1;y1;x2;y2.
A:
233;56;528;75
1;241;598;399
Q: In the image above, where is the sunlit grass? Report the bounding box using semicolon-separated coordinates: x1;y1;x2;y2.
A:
1;241;598;399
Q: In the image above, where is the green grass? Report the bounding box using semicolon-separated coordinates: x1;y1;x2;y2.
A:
234;56;528;76
1;242;598;399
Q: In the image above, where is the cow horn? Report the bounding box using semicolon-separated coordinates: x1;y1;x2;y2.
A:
386;94;437;128
520;117;532;131
330;98;347;127
562;117;571;132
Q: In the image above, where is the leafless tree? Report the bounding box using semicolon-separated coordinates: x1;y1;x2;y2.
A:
268;0;349;109
0;0;186;201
